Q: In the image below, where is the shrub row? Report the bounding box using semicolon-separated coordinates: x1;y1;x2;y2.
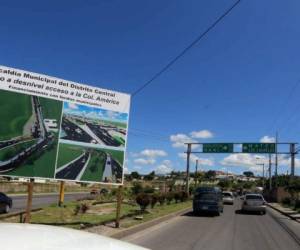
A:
135;191;188;213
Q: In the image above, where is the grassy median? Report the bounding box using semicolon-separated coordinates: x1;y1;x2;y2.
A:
1;198;192;230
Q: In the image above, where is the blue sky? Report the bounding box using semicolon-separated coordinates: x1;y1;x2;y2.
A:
63;102;128;123
1;0;300;175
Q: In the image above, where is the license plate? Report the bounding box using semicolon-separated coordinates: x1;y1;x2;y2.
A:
202;206;208;210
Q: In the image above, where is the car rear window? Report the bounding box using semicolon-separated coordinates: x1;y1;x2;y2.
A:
246;195;263;200
195;192;218;201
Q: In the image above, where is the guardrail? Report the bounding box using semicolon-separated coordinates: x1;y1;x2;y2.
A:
0;208;42;223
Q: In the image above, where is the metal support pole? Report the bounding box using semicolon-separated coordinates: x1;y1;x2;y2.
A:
275;132;278;187
186;144;192;196
290;143;295;177
195;159;198;186
115;185;123;228
269;154;272;190
25;178;34;223
58;181;65;207
262;163;265;189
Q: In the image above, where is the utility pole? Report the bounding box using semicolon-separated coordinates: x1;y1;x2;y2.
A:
290;143;295;177
195;159;198;186
262;163;265;189
275;132;278;187
269;154;272;190
186;143;192;196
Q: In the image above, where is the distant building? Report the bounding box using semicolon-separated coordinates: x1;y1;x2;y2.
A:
44;119;58;132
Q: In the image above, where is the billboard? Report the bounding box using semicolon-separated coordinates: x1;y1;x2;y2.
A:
0;65;130;184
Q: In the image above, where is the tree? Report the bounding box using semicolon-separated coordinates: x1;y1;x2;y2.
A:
131;182;143;195
136;193;150;213
218;179;231;190
144;171;156;181
243;171;254;178
285;178;300;204
131;171;140;180
204;170;216;180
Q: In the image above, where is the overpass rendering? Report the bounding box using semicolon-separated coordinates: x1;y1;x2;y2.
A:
0;96;54;173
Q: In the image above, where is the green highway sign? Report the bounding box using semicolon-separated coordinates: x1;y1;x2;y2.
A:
242;143;275;153
203;143;233;153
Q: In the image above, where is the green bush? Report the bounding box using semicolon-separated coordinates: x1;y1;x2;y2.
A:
180;191;188;202
158;194;166;205
136;193;150;213
174;192;181;203
294;200;300;209
282;197;291;205
151;193;159;208
131;182;143;195
166;192;174;204
143;186;155;194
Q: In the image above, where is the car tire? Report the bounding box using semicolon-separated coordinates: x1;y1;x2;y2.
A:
261;211;266;215
4;204;10;213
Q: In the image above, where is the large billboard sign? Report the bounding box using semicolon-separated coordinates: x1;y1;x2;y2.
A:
0;65;130;184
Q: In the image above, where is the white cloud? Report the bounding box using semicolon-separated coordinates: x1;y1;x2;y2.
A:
68;103;78;110
260;136;275;143
156;164;173;175
123;167;129;174
220;154;265;167
178;153;214;166
190;130;214;139
170;133;196;148
133;158;156;165
140;149;167;158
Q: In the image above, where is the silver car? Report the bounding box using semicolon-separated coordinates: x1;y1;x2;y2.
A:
241;194;266;214
222;191;234;205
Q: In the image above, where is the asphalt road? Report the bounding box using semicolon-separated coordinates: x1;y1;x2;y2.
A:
125;200;300;250
10;192;88;213
55;152;90;179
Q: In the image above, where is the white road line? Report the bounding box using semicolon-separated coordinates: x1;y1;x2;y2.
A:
102;154;112;181
78;124;104;144
55;152;85;173
76;152;91;181
0;139;36;152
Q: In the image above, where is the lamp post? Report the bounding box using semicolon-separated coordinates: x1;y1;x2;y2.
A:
256;163;265;189
256;157;265;189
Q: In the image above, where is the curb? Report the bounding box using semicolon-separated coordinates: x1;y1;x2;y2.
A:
267;203;300;223
110;206;192;239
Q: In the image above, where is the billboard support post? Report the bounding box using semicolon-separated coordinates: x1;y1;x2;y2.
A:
185;143;192;196
24;178;34;223
115;185;123;228
58;181;65;207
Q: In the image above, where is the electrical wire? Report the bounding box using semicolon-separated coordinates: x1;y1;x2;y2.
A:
131;0;242;97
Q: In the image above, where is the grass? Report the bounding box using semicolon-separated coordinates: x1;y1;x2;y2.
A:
6;98;62;178
0;140;37;161
80;151;106;182
0;91;32;140
39;97;63;122
56;143;84;167
0;198;192;231
104;149;124;165
2;200;138;229
121;201;192;228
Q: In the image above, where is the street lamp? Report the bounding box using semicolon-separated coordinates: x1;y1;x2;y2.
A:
256;157;265;189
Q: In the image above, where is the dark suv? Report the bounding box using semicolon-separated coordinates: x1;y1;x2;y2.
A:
0;192;12;213
193;186;223;216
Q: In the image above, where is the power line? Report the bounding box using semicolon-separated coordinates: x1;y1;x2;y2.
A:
265;79;300;135
131;0;242;97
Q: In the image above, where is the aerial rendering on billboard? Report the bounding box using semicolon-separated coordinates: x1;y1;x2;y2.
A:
0;65;130;184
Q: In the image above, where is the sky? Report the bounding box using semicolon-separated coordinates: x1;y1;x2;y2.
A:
1;0;300;176
63;102;128;123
